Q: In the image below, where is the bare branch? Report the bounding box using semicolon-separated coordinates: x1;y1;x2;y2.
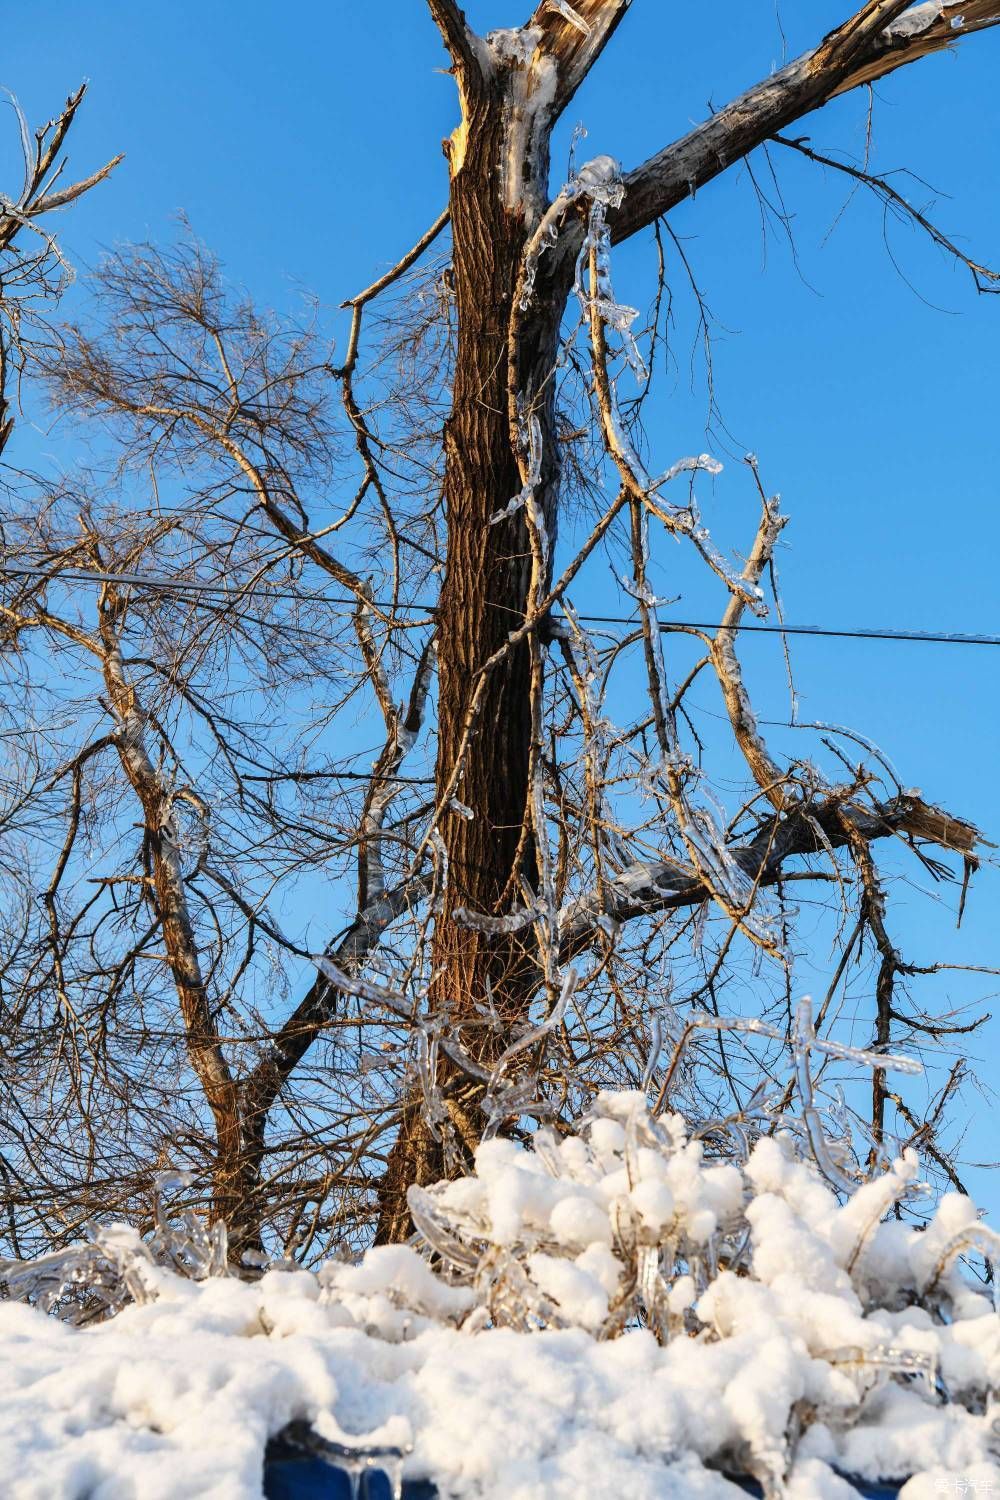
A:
772;132;1000;293
338;208;450;378
611;1;1000;244
426;0;487;82
30;152;125;216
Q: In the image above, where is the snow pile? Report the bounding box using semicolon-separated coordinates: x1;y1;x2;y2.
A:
3;1093;1000;1499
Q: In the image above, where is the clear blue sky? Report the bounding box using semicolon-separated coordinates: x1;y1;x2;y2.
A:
4;2;999;1205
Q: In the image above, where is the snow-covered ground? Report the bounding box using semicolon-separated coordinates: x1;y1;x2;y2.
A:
3;1091;1000;1499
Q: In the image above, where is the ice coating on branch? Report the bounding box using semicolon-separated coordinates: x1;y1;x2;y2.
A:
452;899;546;934
518;153;626;313
543;0;592;35
573;152;627;207
490;408;542;524
609;474;778;947
4;1087;1000;1496
482;967;578;1133
486;27;558;218
314;953;411;1016
517;215;561;309
570;159;771;621
653;453;724;488
486;25;542;66
574;161;646;378
888;1;946;37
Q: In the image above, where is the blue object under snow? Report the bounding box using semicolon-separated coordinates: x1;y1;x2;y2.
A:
263;1457;437;1500
263;1461;903;1499
733;1477;903;1498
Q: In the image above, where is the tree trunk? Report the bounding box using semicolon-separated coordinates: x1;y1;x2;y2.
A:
375;54;567;1242
97;600;258;1257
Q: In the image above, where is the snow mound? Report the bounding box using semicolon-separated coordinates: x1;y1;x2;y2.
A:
2;1092;1000;1499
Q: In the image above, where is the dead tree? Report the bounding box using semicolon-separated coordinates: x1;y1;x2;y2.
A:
1;3;998;1260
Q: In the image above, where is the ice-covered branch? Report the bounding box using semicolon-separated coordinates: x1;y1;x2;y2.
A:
558;789;978;958
96;590;242;1228
710;485;791;809
579;164;766;612
243;873;432;1119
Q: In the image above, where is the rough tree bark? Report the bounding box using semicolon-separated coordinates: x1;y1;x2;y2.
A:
375;46;543;1243
376;2;635;1241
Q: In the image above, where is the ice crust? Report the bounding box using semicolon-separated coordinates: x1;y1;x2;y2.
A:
2;1093;1000;1498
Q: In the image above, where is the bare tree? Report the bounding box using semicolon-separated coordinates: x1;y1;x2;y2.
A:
1;3;997;1264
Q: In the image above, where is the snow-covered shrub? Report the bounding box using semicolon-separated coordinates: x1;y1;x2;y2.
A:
0;1170;228;1323
399;1090;1000;1492
3;1084;1000;1497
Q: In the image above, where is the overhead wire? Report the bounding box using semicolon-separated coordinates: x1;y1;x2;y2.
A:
3;563;999;649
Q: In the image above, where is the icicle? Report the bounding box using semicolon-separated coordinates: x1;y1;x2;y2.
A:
415;1029;447;1142
636;1243;668;1332
491;409;542;523
383;1454;405;1500
526;486;550;571
471;975;504;1032
532;1126;564;1177
567;121;587;178
207;1220;229;1278
406;1184;479;1272
641;1014;664;1095
426;825;449;919
482;1077;553;1140
283;1428;411;1500
825;1344;939;1402
922;1225;1000;1309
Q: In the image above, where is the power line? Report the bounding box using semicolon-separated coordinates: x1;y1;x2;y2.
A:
244;769;433;785
3;562;999;649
